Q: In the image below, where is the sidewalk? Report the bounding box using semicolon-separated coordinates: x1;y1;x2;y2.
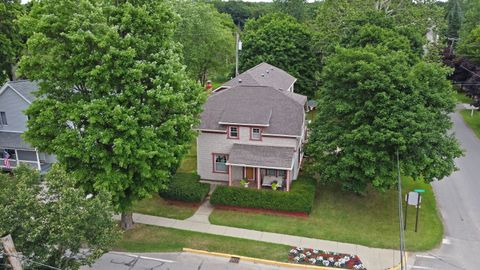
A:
118;212;401;270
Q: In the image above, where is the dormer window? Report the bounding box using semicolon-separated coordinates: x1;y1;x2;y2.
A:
250;127;261;141
228;126;239;139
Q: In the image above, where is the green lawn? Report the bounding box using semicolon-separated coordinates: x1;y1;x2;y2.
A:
131;193;197;220
177;143;197;173
114;224;291;262
454;91;473;104
460;109;480;139
209;178;443;251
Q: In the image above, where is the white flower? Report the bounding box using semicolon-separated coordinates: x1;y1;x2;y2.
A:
289;249;298;255
316;256;323;261
296;247;304;252
328;257;335;262
322;260;330;266
299;253;306;259
308;258;316;264
312;249;319;254
85;193;93;199
294;256;300;262
334;262;340;267
306;251;312;256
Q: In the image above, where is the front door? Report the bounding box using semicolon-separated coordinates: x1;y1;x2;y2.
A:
246;167;254;180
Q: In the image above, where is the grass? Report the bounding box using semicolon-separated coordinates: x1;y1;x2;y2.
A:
114;224;291;262
209;177;443;251
454;91;473;104
177;143;197;173
131;193;197;220
460;109;480;139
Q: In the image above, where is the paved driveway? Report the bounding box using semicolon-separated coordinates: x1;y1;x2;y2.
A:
411;111;480;270
81;252;296;270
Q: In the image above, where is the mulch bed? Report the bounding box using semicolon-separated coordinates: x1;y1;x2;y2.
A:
214;205;309;218
289;247;366;269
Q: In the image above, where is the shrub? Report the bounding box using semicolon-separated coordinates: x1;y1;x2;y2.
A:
159;173;210;203
210;177;317;213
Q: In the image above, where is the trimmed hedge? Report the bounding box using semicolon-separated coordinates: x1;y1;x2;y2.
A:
210;177;317;213
159;173;210;203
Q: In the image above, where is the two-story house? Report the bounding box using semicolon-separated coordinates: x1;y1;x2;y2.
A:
196;63;307;191
0;80;55;173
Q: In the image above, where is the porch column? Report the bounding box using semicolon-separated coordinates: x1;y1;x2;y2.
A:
286;170;291;192
257;168;261;189
35;149;41;171
228;165;232;186
14;149;19;167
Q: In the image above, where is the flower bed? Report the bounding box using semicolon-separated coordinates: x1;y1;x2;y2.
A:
288;247;366;269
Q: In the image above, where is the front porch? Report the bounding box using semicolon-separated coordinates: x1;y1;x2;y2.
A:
225;144;296;192
228;166;292;191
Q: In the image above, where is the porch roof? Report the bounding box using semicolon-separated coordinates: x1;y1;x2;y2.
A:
226;143;295;170
0;131;34;150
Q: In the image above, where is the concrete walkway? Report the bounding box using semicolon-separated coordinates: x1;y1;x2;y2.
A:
123;212;401;270
185;184;217;224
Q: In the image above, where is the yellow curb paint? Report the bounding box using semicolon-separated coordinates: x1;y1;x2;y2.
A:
387;252;409;270
183;248;354;270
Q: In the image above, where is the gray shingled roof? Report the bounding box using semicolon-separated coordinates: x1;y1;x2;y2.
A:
0;132;34;150
199;85;305;136
4;80;39;103
223;62;296;91
226;143;295;169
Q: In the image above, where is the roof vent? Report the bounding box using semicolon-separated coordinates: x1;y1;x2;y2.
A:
238;79;242;83
266;69;270;74
261;73;265;77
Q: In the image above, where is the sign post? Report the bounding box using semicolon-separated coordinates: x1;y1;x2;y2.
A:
405;190;424;232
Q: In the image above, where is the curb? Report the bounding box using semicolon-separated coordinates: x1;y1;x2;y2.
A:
183;248;352;270
386;252;408;270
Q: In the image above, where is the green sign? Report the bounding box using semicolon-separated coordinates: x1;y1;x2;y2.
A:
414;189;425;193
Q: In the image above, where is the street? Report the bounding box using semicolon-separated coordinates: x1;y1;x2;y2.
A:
412;111;480;270
81;252;296;270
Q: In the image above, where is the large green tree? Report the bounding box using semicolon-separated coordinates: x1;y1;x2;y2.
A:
459;0;480;41
240;13;318;97
307;45;462;193
313;0;443;56
458;25;480;62
445;0;464;39
0;165;120;270
0;0;24;83
273;0;306;22
19;0;205;229
173;1;235;85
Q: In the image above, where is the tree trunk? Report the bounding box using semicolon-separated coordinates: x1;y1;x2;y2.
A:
120;211;134;230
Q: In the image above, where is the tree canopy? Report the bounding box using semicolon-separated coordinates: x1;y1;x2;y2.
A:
307;45;462;193
19;0;205;229
273;0;307;22
173;1;235;85
240;13;318;97
0;165;120;270
0;0;24;83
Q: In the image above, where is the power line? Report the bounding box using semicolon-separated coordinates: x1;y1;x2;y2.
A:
0;252;63;270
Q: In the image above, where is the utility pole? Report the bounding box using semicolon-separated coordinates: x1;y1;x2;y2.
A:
1;234;23;270
396;150;406;270
235;32;240;77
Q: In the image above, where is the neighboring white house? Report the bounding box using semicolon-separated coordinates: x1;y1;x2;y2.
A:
0;80;56;173
196;63;307;191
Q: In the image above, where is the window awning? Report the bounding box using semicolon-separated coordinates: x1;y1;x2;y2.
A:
226;143;295;170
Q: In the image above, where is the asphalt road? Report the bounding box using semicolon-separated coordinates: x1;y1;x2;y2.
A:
412;111;480;270
81;252;295;270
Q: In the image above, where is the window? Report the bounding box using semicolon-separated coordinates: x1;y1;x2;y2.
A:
213;154;228;173
0;112;7;126
266;169;276;176
278;170;286;179
250;128;261;140
228;126;239;139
